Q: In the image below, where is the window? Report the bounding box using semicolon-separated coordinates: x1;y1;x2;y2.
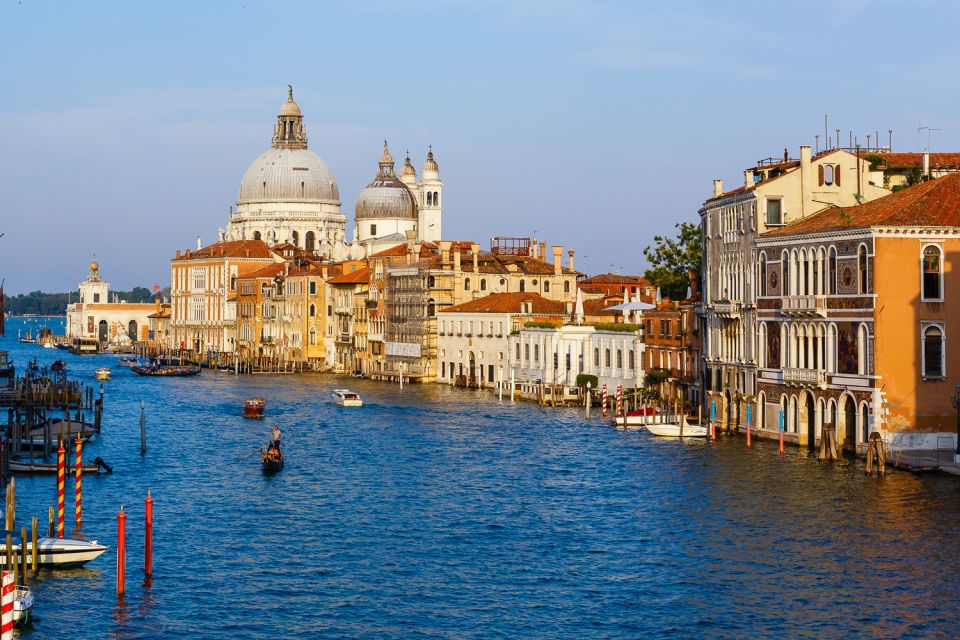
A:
525;344;530;361
519;280;526;292
759;254;767;297
309;329;316;345
309;304;316;317
564;281;570;293
766;198;783;225
253;231;262;241
605;349;611;367
516;343;520;360
858;245;868;294
428;275;436;288
922;245;942;300
309;280;316;295
829;247;837;295
480;279;486;291
822;164;834;186
327;305;332;316
370;224;377;236
923;324;945;378
594;348;599;366
781;250;790;296
544;281;550;292
616;350;622;369
464;278;471;291
426;192;433;206
93;293;100;303
534;344;539;362
628;350;634;369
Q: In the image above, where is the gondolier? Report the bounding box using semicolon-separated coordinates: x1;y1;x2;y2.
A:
270;425;282;450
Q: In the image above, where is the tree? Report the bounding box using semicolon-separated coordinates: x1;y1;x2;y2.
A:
643;222;702;300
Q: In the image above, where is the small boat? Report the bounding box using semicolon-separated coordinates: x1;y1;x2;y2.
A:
50;359;67;373
261;446;284;474
132;363;201;377
42;342;54;349
243;398;266;418
9;456;112;475
332;389;362;407
5;537;109;569
117;355;139;367
25;418;96;445
644;416;708;438
95;367;111;381
13;585;33;626
613;407;657;428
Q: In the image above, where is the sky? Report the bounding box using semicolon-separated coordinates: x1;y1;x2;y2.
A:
3;0;960;294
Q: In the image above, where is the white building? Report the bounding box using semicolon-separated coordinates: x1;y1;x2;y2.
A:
65;260;157;345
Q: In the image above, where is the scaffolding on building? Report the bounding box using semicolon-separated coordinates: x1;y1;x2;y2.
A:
383;260;435;378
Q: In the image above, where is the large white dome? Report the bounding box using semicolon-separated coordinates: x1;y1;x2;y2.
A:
237;147;340;205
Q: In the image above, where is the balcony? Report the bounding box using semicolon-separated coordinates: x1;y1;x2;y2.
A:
368;332;384;342
782;367;827;388
713;300;741;318
337;333;353;344
781;295;827;317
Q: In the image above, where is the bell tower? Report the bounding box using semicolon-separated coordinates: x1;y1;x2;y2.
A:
271;85;308;150
79;257;110;305
418;146;443;242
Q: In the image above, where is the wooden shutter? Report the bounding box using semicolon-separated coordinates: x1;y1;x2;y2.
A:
834;164;841;186
818;164;824;186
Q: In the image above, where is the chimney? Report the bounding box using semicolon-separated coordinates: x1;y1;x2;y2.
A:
923;152;930;178
186;249;191;259
552;246;562;275
439;240;452;268
744;169;755;188
712;179;723;197
453;249;461;272
567;249;574;272
197;236;202;250
540;242;546;260
471;243;480;273
687;269;700;298
800;145;811;165
176;249;181;259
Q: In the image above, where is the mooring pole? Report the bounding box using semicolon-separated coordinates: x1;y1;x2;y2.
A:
144;490;153;578
116;506;126;595
746;403;752;448
779;409;785;455
140;401;146;455
56;441;65;538
74;435;83;530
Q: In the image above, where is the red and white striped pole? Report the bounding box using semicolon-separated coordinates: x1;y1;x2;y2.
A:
74;435;83;530
117;506;126;595
56;441;65;538
0;571;13;640
616;385;623;417
601;384;608;418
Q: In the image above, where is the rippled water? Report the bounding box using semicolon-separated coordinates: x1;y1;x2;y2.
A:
3;318;960;639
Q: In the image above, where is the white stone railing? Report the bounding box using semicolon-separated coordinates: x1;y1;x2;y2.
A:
782;367;827;386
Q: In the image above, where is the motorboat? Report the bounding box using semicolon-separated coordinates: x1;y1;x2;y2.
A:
9;457;112;475
243;398;266;418
5;537;109;569
117;355;139;367
332;389;362;407
95;367;111;381
644;416;709;438
613;407;657;428
13;585;33;626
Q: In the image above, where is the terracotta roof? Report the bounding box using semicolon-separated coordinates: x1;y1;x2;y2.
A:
870;152;960;169
440;292;565;315
146;310;171;319
763;173;960;237
369;242;437;258
327;267;370;284
173;240;275;261
580;273;650;286
241;263;287;279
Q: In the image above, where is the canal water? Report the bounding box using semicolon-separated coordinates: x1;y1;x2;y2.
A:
3;318;959;639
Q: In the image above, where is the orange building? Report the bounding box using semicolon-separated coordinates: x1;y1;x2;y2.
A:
755;173;960;456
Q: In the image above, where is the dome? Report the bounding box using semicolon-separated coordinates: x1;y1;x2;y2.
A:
401;153;416;178
422;147;439;174
355;176;418;221
238;148;340;205
278;84;302;116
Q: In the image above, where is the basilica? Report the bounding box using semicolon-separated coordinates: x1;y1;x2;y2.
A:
223;87;443;259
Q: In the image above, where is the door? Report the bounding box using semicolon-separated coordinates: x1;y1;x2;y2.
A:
98;320;108;343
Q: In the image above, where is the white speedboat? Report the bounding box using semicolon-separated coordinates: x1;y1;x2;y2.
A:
645;416;708;438
14;585;33;626
332;389;362;407
95;367;111;381
613;410;656;428
117;355;139;367
5;537;109;569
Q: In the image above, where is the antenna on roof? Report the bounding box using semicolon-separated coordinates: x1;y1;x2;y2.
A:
824;114;829;150
918;124;941;152
815;134;819;154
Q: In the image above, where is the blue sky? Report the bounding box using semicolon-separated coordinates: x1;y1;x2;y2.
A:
2;0;960;294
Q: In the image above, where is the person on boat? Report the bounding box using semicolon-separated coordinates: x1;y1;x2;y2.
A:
270;425;282;450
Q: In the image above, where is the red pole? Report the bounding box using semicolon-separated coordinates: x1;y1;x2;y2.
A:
601;384;607;418
56;441;65;538
74;435;83;530
144;491;153;578
117;506;126;595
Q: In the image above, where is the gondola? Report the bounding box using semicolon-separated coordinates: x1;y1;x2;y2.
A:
261;445;283;474
132;363;201;377
9;456;112;475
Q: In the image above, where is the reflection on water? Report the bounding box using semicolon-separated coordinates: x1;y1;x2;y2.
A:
3;318;959;638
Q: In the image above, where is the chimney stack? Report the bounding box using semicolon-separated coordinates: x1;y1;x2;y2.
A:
552;246;563;275
439;241;452;268
453;249;461;272
176;249;181;259
712;179;723;197
744;170;755;188
471;243;480;273
923;152;930;178
540;242;546;260
567;249;574;272
800;145;811;166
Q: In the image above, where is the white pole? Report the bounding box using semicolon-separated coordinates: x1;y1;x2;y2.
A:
399;362;403;391
510;369;516;404
498;366;503;402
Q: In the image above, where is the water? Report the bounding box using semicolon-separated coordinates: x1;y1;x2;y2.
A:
3;317;960;639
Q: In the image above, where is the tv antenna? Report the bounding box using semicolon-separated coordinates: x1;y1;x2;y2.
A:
917;124;941;152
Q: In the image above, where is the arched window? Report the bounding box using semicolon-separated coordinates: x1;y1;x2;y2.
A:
519;280;526;292
309;328;316;345
544;281;550;292
781;250;789;295
759;253;767;297
426;192;433;206
823;164;834;186
629;350;634;369
758;392;766;431
253;231;262;241
427;299;436;317
230;276;237;290
534;344;539;361
923;324;945;378
516;343;520;360
480;279;486;291
309;304;316;317
428;275;436;288
858;245;868;294
464;278;471;291
616;349;622;369
828;246;837;295
594;348;599;366
605;349;611;367
433;191;439;205
305;231;315;252
922;245;942;300
564;281;570;293
860;402;870;443
291;230;299;247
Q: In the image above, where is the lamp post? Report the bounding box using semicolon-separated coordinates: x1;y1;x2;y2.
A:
952;384;960;455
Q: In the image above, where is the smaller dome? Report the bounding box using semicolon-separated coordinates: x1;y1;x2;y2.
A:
401;153;416;178
279;85;302;116
355;176;418;221
422;146;438;173
379;140;394;167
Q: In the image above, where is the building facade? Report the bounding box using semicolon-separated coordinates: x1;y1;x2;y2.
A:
65;260;158;346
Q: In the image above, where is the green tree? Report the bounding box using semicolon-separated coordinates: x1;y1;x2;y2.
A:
642;222;702;300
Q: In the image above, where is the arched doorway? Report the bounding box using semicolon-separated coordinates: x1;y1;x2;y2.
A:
128;320;138;342
804;392;816;450
98;320;108;343
843;395;856;452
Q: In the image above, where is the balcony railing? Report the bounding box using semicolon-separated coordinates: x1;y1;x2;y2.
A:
782;295;827;317
713;300;741;317
782;367;827;387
